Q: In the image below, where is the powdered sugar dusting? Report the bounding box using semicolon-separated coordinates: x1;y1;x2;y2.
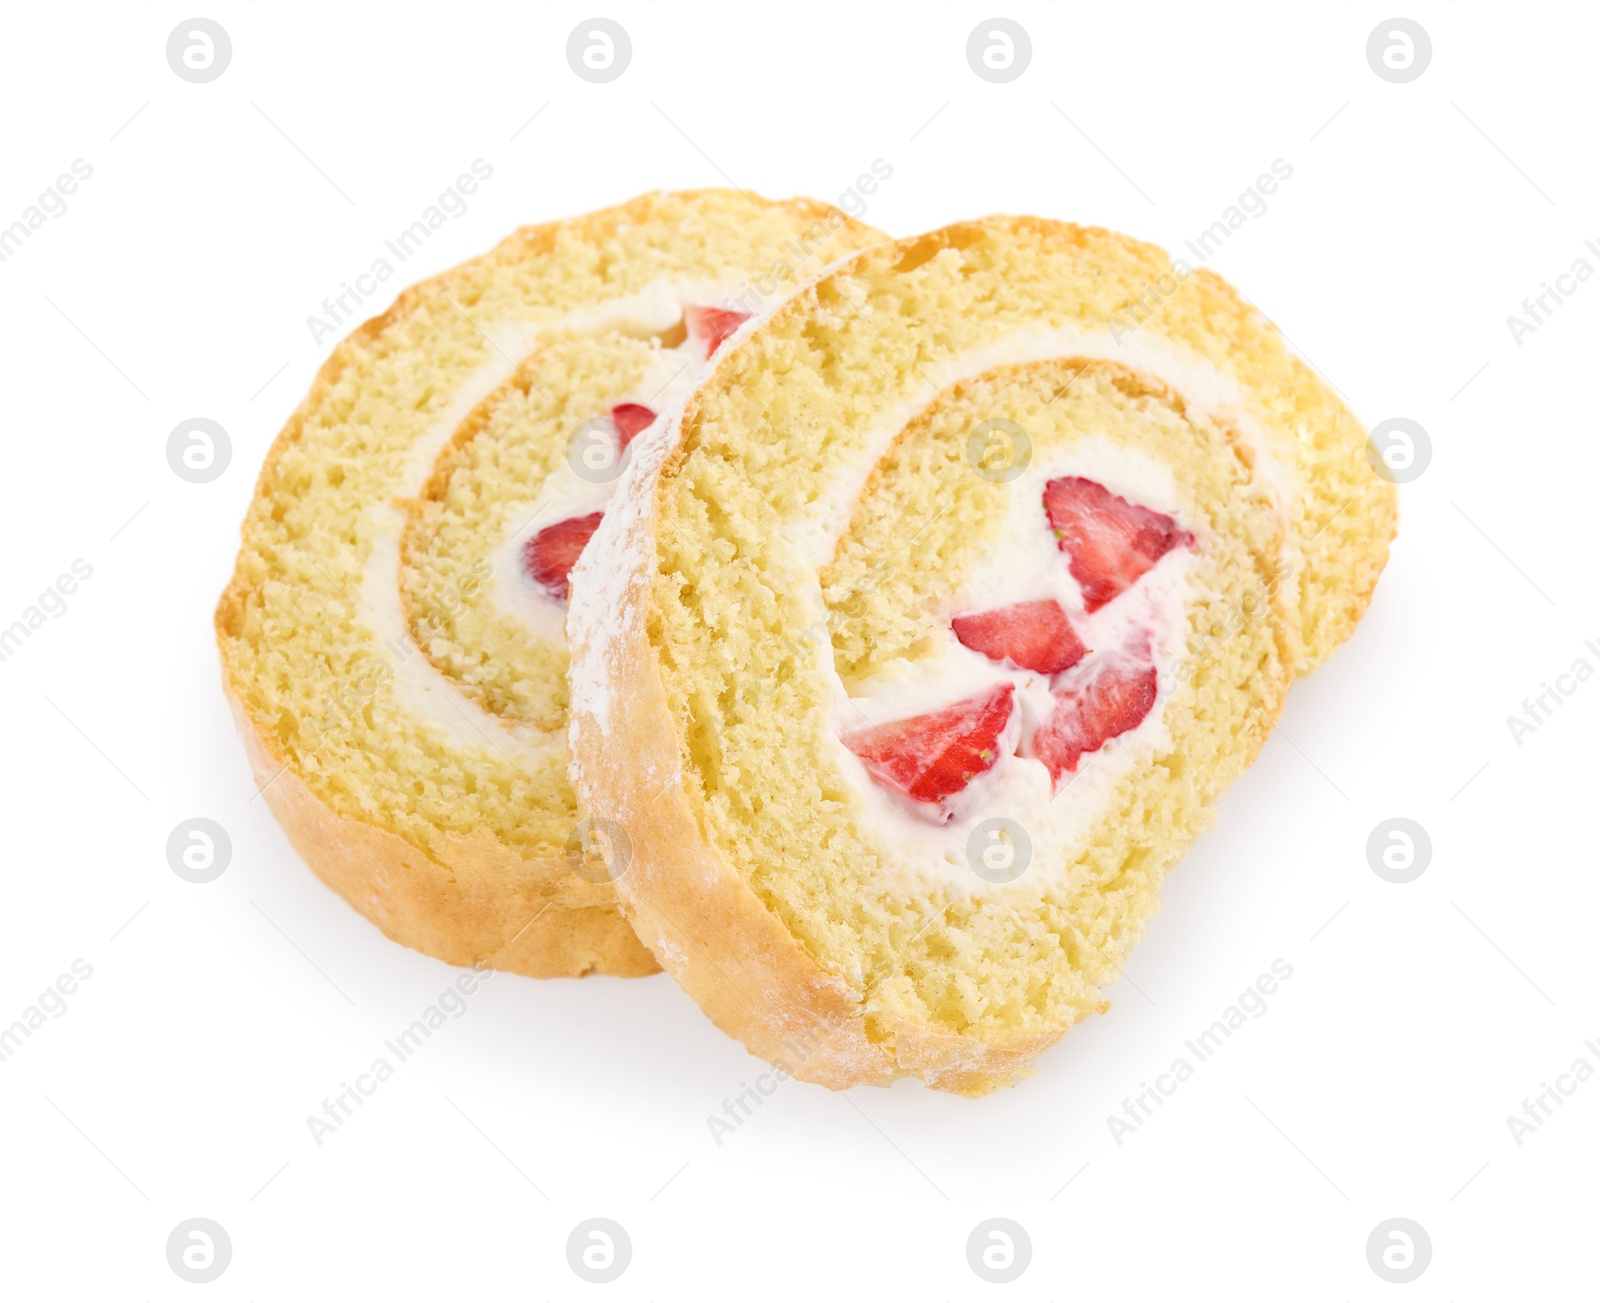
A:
566;399;681;746
566;265;829;755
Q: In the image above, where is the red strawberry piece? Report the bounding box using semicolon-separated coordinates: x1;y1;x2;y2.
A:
523;512;603;602
685;305;752;356
842;683;1015;820
1043;476;1194;612
952;599;1088;675
610;402;657;449
1031;653;1158;786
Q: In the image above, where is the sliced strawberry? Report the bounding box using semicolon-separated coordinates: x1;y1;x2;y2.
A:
1031;653;1158;786
523;512;603;603
952;599;1088;675
1043;476;1193;612
842;684;1015;821
685;305;751;357
610;402;657;449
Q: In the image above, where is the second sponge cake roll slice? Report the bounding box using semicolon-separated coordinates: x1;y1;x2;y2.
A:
567;218;1391;1092
215;191;884;979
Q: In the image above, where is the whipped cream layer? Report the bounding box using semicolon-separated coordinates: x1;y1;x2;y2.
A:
821;437;1199;899
488;285;744;646
788;325;1293;572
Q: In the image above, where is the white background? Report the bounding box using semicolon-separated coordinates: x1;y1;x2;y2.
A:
1;1;1595;1297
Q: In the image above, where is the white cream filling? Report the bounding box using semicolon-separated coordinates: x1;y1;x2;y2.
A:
788;325;1295;573
818;438;1199;898
362;278;743;757
487;290;742;644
